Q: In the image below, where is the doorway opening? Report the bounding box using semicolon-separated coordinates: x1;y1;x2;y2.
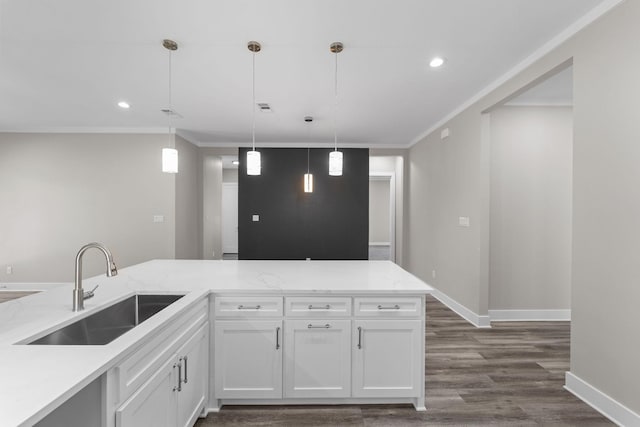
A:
369;173;395;262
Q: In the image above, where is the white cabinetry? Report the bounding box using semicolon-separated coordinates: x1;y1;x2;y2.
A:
284;319;351;398
214;320;282;398
352;319;422;397
212;294;426;410
110;298;209;427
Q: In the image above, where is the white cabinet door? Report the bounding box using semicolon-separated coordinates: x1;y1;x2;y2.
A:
214;320;283;399
176;325;208;427
353;320;422;398
116;357;177;427
284;319;351;398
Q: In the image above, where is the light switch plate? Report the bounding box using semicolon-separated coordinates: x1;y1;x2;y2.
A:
252;214;260;222
153;215;165;223
458;216;470;227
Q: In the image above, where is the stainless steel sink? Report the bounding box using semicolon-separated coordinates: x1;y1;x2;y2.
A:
28;294;184;345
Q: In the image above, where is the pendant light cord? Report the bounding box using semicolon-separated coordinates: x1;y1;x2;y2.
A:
168;49;173;148
252;50;256;151
333;48;338;152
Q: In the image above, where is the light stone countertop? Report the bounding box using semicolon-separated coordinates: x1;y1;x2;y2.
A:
0;259;432;426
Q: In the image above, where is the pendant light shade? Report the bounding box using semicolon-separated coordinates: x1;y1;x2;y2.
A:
329;150;343;176
247;41;262;175
162;39;178;174
162;147;178;173
304;173;314;193
247;150;261;176
329;42;344;176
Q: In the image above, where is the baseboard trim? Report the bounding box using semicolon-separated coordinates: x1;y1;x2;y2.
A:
565;371;640;426
489;309;571;321
429;288;491;328
368;242;391;246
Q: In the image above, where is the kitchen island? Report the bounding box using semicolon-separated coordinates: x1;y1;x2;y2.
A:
0;260;432;427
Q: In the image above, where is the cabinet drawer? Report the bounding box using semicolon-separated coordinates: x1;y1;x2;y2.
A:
285;297;351;317
354;297;422;317
215;296;283;317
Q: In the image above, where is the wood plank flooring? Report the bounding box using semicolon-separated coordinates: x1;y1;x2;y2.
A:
196;295;613;426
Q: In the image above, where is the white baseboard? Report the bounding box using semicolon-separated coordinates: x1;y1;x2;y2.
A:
489;309;571;321
565;371;640;426
368;242;391;246
429;288;491;328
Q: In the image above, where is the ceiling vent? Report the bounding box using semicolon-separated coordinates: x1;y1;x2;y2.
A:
161;108;183;118
257;103;272;113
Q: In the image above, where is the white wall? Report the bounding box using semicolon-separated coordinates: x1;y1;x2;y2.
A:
369;179;390;243
489;106;572;310
0;133;175;282
406;0;640;416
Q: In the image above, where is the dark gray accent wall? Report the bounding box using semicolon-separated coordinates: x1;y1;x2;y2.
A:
238;148;369;260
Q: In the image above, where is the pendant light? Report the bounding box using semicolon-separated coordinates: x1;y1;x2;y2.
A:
246;41;261;176
162;39;179;174
304;116;314;193
329;42;343;176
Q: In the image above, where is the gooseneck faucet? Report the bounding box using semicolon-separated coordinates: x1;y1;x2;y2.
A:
73;242;118;311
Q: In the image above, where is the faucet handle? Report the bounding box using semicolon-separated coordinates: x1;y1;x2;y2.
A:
84;284;99;300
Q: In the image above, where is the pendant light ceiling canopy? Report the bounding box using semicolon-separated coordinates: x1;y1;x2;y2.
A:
329;41;343;177
161;38;178;174
246;40;262;176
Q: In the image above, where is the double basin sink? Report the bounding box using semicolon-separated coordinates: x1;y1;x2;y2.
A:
28;294;184;345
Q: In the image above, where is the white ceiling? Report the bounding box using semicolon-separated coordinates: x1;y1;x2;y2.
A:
0;0;607;148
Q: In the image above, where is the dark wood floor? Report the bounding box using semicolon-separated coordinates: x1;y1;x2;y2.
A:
196;295;613;426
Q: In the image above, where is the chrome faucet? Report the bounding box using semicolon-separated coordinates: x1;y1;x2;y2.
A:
73;242;118;311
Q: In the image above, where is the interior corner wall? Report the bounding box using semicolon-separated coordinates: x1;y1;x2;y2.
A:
406;0;639;416
0;133;176;282
175;135;200;259
238;148;369;260
489;106;573;310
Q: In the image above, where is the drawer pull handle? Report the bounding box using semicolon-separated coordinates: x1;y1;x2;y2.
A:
308;323;331;329
237;304;261;310
276;326;281;349
377;304;400;310
357;326;362;349
308;304;331;310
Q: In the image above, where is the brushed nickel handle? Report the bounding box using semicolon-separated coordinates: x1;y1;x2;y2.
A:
183;356;188;384
308;324;331;329
174;361;182;392
238;304;261;310
377;304;400;310
172;363;178;392
357;326;362;349
276;326;281;350
308;304;331;310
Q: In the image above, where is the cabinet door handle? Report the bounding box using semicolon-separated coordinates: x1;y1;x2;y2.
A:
172;363;178;392
183;356;188;384
357;326;362;349
276;326;281;350
377;304;400;310
174;361;182;392
308;304;331;310
307;323;331;329
238;304;261;310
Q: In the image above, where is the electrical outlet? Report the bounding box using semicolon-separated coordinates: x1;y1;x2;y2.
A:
431;270;436;279
6;265;13;275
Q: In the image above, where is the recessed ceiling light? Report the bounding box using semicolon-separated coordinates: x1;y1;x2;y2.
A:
117;101;130;109
429;57;445;68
